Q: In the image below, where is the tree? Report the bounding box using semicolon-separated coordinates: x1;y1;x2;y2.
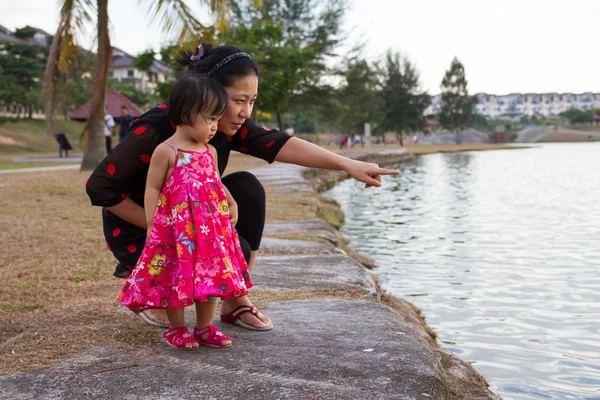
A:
472;113;490;130
42;0;94;136
13;26;39;40
379;50;430;145
54;51;96;119
132;49;156;93
79;0;112;170
439;57;476;144
334;56;382;135
226;0;346;131
44;0;231;170
0;42;48;118
560;108;594;125
291;83;348;143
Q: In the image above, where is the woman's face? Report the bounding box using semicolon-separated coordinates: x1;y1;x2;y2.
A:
218;74;258;135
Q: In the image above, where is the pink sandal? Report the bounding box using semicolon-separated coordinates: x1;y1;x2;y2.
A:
220;305;274;331
164;327;199;350
193;325;232;348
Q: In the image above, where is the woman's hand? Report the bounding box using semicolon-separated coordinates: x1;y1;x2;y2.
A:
229;201;239;228
276;138;400;188
344;159;400;188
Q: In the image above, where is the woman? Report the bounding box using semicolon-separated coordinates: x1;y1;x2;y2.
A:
86;44;398;330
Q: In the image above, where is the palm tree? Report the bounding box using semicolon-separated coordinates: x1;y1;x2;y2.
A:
43;0;232;170
42;0;94;138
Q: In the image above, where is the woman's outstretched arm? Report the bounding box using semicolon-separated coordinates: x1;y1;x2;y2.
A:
275;137;400;188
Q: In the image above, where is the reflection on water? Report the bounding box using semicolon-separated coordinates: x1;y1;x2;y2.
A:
325;143;600;400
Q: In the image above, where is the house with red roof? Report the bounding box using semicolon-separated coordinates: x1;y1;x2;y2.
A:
69;88;144;121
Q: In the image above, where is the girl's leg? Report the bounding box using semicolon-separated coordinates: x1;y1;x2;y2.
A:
166;307;186;328
195;299;232;347
221;172;271;329
165;307;198;350
195;299;218;329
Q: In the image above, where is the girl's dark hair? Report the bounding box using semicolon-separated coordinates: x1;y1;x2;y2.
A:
168;73;228;127
177;44;260;87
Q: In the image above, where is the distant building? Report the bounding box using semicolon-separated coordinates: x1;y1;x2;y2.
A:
425;92;600;120
109;47;173;94
69;88;144;121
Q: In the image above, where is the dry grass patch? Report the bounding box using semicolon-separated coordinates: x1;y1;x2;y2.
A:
0;170;116;315
0;299;159;374
264;188;319;222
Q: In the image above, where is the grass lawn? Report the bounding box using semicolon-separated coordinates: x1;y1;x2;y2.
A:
539;128;600;142
0;119;85;154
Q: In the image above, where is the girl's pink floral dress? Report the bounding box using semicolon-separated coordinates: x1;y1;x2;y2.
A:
118;143;252;309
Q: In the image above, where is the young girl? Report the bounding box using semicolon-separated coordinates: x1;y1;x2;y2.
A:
118;73;252;350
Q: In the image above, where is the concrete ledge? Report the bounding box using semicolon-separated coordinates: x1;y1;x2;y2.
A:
0;301;448;400
252;254;376;292
264;219;339;236
260;237;342;255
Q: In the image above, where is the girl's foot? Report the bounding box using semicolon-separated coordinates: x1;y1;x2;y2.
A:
220;297;273;331
193;325;232;348
127;306;170;328
144;309;170;325
220;297;272;330
164;327;199;350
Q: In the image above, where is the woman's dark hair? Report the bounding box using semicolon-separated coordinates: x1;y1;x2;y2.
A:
168;73;228;127
177;44;259;87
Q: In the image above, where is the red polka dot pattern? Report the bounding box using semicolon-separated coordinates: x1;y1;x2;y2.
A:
107;163;116;175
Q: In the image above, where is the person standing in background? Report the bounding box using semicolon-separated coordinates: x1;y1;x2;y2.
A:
104;110;115;154
114;105;135;142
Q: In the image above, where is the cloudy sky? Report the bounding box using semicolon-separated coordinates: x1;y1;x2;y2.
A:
2;0;598;94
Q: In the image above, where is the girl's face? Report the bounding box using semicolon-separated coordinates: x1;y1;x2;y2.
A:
186;114;220;143
218;74;259;135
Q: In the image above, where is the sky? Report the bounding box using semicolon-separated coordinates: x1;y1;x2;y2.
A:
1;0;599;95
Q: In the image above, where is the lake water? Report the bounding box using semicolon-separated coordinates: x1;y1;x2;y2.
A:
325;143;600;399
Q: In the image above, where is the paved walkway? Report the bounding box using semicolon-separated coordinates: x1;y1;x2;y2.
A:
12;156;83;163
0;164;79;175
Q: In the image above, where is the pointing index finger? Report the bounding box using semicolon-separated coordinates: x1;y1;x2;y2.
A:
374;167;400;176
